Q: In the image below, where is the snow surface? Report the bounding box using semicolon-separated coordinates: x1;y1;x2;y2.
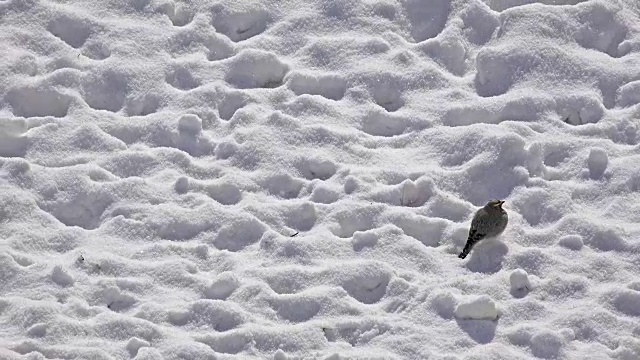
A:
1;0;640;359
509;268;532;298
454;294;499;321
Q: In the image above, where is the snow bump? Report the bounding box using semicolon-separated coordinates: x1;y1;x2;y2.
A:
454;295;499;321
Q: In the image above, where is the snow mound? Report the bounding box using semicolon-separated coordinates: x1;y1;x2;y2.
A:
510;268;531;295
454;295;499;321
558;234;584;250
587;147;609;179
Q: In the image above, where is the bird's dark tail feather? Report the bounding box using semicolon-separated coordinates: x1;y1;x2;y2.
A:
458;238;479;259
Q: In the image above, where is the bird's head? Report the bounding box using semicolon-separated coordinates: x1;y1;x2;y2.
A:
486;199;505;210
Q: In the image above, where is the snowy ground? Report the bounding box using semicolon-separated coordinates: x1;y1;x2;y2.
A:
1;0;640;359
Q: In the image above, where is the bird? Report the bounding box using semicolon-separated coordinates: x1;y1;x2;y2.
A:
458;200;508;259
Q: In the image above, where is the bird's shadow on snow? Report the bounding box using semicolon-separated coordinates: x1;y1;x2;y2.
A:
465;240;508;274
455;318;498;344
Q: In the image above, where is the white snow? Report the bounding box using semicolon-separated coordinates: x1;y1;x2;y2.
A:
529;329;567;359
204;271;240;300
454;294;500;321
588;147;609;179
126;337;150;357
50;265;75;287
177;114;203;135
558;234;585;250
510;268;531;293
273;348;288;360
1;0;640;359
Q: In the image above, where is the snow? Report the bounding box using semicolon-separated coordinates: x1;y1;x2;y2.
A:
509;269;532;294
588;147;609;179
204;271;240;300
177;114;203;135
126;337;151;357
454;295;500;321
558;234;585;250
1;0;640;358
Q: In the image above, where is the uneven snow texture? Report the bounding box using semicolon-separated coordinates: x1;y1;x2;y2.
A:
1;0;640;359
454;295;499;320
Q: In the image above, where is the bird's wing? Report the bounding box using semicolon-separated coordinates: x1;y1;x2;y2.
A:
469;209;484;232
468;210;487;240
467;228;485;242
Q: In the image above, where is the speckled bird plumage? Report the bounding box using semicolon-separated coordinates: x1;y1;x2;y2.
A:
459;200;508;259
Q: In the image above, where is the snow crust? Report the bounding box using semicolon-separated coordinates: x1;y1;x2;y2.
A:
1;0;640;358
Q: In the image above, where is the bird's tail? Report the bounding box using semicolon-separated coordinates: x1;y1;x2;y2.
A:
458;235;480;259
458;244;472;259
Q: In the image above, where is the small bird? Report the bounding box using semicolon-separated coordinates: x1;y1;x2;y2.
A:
458;200;508;259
